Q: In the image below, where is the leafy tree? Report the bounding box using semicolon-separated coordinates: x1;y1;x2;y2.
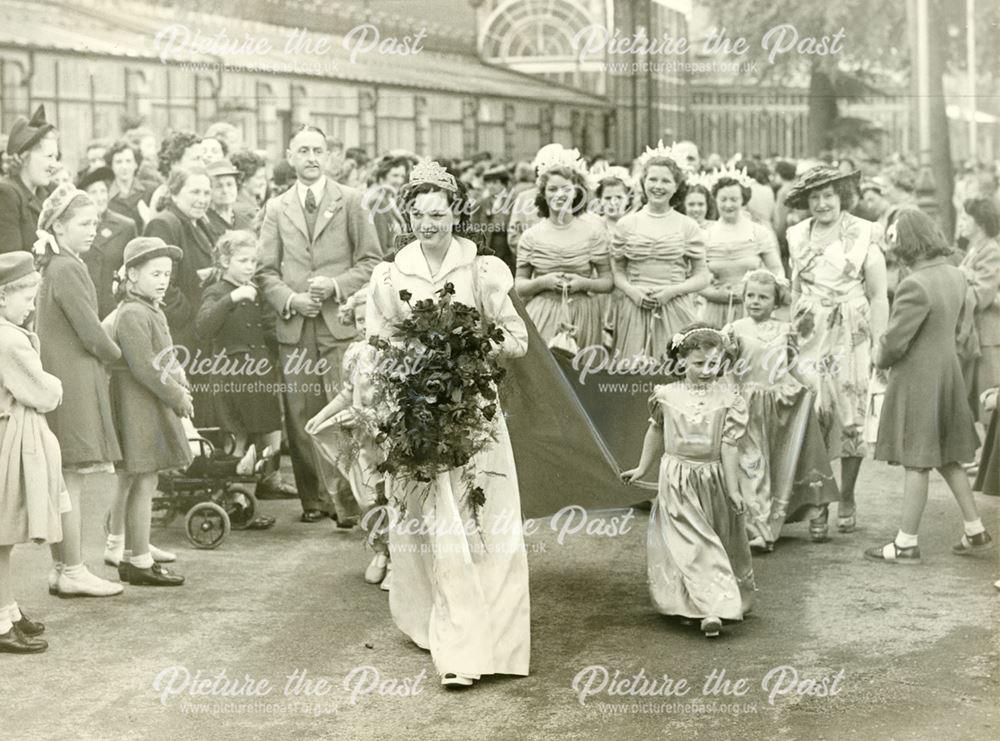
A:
703;0;998;226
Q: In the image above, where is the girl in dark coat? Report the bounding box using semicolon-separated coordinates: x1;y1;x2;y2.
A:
195;230;282;448
143;165;217;426
865;209;991;565
106;237;192;587
34;184;124;598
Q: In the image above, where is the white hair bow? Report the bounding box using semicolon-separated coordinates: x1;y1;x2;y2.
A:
32;229;59;257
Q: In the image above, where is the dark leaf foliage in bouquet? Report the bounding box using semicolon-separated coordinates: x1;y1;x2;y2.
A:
369;283;507;523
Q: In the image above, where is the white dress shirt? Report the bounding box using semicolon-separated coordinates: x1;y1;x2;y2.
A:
296;176;326;212
284;175;340;316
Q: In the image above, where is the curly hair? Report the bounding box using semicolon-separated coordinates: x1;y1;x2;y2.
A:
204;121;239;151
399;180;472;237
212;229;257;267
638;156;685;208
5;131;58;177
370;155;412;187
884;164;916;194
339;285;370;327
711;176;751;206
208;229;258;284
681;184;718;221
158;165;210;211
104;139;142;170
157;131;202;177
534;166;589;218
741;269;790;307
804;179;857;213
595;174;631;201
665;322;735;379
202;135;230;159
230;149;266;184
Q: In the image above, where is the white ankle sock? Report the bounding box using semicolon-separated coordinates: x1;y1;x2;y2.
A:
963;518;985;537
62;563;85;577
7;602;21;622
894;531;918;548
131;552;154;569
106;533;125;548
122;549;132;564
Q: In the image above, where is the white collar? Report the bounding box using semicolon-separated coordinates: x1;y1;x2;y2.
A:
296;177;327;208
393;236;477;282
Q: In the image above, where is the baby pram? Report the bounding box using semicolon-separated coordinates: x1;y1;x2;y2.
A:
107;421;276;549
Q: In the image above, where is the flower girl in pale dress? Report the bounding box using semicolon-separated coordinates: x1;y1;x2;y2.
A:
622;325;755;638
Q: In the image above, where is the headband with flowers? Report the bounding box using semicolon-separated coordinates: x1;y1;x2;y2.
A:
670;326;734;352
587;163;636;193
684;164;753;195
534;145;588;182
684;170;716;191
741;268;790;289
635;140;691;174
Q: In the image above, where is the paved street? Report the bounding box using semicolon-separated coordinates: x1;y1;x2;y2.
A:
2;459;997;741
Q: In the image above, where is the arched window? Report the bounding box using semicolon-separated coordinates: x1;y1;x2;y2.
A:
479;0;605;94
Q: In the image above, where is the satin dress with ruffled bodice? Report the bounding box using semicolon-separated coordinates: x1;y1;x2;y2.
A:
517;217;610;350
610;207;705;360
701;218;779;327
646;382;755;620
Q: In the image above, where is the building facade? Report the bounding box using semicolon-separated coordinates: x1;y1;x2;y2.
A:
0;0;609;167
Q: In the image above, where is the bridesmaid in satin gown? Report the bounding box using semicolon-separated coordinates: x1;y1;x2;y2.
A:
700;176;783;328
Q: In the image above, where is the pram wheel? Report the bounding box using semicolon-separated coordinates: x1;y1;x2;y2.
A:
214;486;258;531
184;502;231;549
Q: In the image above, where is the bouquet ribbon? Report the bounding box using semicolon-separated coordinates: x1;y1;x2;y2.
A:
432;471;474;566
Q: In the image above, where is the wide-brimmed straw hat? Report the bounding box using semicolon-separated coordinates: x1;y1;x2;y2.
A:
784;165;861;209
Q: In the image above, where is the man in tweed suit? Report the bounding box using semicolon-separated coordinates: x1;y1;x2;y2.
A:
258;125;382;522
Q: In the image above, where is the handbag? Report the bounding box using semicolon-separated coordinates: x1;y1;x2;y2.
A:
548;284;579;355
864;368;887;445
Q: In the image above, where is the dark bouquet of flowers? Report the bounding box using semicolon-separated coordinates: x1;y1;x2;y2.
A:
367;282;507;526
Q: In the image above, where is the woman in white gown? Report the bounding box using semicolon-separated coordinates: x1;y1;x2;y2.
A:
366;160;530;688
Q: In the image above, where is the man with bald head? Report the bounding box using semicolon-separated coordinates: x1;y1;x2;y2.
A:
257;125;382;523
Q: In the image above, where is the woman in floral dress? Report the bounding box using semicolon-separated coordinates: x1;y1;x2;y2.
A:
785;166;889;540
